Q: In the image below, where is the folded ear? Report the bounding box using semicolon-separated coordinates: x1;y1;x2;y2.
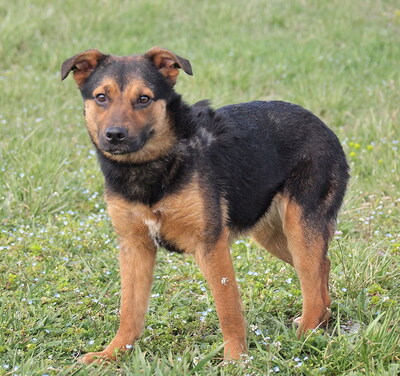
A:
61;49;107;86
144;46;193;85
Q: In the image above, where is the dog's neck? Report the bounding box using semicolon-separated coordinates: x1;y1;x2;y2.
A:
97;151;182;204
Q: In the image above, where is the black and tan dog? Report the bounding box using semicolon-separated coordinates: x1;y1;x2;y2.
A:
61;47;349;364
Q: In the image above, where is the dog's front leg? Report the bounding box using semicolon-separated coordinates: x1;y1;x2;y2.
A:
80;235;157;364
195;229;247;360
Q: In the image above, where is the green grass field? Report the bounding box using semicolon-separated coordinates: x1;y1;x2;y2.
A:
1;0;399;374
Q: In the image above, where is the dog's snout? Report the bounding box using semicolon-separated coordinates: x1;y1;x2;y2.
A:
105;127;128;144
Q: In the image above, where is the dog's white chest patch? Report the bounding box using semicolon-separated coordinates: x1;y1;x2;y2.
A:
144;218;162;247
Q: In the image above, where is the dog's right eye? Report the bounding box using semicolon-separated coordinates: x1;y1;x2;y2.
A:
95;94;107;104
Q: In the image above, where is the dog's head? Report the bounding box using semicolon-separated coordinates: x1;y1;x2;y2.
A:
61;47;192;163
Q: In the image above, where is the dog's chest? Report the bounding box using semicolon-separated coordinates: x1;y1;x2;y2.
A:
146;207;203;254
107;179;207;253
145;180;206;253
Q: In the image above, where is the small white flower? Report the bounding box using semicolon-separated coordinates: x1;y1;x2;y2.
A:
240;353;253;364
247;271;258;276
221;277;228;285
125;344;133;349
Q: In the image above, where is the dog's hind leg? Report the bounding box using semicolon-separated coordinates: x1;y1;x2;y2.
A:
195;228;247;360
282;198;332;335
251;195;331;335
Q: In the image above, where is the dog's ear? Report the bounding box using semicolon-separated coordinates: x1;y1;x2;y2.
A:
61;49;107;86
144;46;193;85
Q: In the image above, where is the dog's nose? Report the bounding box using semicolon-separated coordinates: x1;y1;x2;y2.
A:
105;127;128;144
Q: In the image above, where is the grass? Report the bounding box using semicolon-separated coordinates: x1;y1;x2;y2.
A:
0;0;399;374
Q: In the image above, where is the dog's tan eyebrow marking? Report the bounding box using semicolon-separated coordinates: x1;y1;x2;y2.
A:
93;78;121;98
124;79;155;99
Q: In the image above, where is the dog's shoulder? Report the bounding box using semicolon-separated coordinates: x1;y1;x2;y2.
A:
191;100;232;131
185;100;234;148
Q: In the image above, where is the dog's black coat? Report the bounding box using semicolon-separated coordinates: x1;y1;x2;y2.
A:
98;95;348;238
76;55;348;252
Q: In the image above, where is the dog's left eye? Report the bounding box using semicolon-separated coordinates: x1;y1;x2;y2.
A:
138;95;151;104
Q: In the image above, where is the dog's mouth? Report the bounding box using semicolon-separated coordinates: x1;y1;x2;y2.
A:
108;149;131;155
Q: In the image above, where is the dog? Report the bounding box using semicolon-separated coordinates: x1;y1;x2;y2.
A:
61;47;349;364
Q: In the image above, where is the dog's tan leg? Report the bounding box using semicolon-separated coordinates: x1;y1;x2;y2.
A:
195;229;247;360
283;200;331;335
80;237;156;364
80;201;157;364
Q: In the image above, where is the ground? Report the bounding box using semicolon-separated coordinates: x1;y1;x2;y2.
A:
0;0;399;375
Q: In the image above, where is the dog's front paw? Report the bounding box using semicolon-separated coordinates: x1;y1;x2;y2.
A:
293;316;302;326
223;341;247;361
79;351;115;364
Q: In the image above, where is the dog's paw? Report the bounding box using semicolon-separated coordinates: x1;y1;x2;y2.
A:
293;307;331;328
293;316;302;326
79;351;115;364
223;341;247;361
